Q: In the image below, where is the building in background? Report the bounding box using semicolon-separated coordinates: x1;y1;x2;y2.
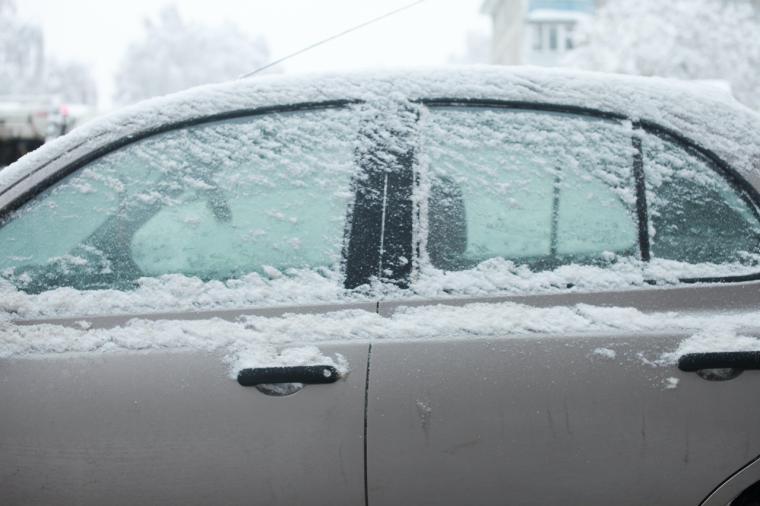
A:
482;0;599;66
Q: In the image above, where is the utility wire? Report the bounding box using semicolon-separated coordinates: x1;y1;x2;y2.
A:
239;0;427;79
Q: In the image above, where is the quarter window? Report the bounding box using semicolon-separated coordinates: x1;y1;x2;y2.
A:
643;132;760;268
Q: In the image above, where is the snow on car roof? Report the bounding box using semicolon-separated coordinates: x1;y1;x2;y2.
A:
2;65;760;193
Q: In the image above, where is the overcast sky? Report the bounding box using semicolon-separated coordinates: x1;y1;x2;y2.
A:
17;0;490;109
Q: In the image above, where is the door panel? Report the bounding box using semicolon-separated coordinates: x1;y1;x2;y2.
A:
0;343;368;506
366;332;760;506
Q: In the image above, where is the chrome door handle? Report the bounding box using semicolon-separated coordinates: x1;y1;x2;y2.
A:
237;366;340;386
678;351;760;372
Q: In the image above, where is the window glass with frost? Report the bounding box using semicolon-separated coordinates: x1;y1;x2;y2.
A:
418;107;639;274
643;132;760;272
0;107;361;292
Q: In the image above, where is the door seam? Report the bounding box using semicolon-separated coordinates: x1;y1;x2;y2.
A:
363;342;373;506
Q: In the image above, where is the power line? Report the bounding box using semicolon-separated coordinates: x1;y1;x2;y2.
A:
239;0;427;79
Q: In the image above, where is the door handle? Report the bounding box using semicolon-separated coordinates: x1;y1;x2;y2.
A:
237;365;340;387
678;351;760;372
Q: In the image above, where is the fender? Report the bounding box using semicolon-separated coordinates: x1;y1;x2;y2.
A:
702;455;760;506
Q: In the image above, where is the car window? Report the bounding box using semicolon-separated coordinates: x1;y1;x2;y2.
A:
419;106;639;272
643;131;760;268
0;107;361;292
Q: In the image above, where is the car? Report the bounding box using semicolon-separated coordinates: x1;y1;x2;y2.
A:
0;96;97;167
1;67;760;506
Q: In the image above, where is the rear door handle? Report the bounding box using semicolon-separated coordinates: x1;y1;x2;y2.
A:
237;366;340;386
678;351;760;372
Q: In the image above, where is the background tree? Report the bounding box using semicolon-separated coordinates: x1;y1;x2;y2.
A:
0;0;97;104
566;0;760;109
45;60;99;105
0;0;45;95
114;5;270;105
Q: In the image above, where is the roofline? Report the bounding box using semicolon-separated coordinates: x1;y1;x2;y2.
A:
2;66;758;198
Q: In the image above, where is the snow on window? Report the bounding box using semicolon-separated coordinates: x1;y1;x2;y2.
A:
0;106;363;292
417;106;638;276
643;130;760;274
0;69;759;320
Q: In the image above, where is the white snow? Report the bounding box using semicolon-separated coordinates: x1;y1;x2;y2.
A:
592;347;617;359
0;68;756;321
3;66;759;198
395;257;757;300
2;301;759;377
660;327;760;364
1;254;755;321
565;0;760;111
0;270;363;320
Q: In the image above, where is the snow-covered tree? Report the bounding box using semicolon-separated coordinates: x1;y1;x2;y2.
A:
114;5;270;105
45;60;99;105
566;0;760;109
0;0;45;95
0;0;97;105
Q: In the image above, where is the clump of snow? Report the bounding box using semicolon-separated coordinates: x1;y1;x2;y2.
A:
659;326;760;364
592;347;617;359
0;269;367;320
2;254;756;321
400;257;757;300
664;377;680;389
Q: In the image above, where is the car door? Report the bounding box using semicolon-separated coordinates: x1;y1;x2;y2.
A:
0;102;388;505
366;102;760;506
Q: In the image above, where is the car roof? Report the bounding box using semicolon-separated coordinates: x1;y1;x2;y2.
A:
2;65;760;198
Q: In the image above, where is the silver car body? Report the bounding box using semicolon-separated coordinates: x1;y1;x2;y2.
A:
1;68;760;505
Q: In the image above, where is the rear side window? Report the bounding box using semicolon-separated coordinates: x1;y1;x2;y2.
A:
419;107;639;272
0;107;361;292
643;132;760;269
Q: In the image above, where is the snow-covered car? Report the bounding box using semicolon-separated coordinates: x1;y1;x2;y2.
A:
1;67;760;506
